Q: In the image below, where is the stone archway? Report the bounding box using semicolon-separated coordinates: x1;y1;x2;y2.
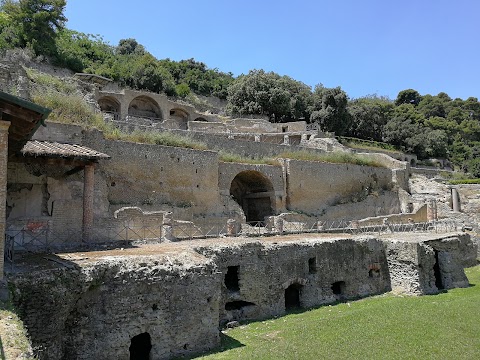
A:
98;96;121;120
128;96;162;119
169;108;189;129
229;170;275;223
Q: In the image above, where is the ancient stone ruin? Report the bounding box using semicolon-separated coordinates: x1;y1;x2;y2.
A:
0;70;479;359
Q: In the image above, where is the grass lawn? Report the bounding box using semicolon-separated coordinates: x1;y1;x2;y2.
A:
195;265;480;360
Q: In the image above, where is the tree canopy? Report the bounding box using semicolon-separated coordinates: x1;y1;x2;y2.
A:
1;0;66;56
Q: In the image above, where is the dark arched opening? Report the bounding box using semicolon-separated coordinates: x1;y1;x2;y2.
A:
129;332;152;360
410;158;416;167
285;283;302;310
98;96;121;120
169;108;189;129
128;96;162;119
230;170;275;223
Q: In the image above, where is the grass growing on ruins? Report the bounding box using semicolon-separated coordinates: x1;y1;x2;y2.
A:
219;151;280;166
337;136;403;154
0;297;35;359
26;67;109;131
197;265;480;360
277;150;384;167
106;129;209;150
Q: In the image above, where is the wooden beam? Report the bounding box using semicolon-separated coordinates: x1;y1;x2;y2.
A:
0;103;43;121
10;155;95;167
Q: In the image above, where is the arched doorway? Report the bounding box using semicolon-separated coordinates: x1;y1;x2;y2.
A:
98;96;121;120
285;283;303;310
229;170;275;223
129;332;152;360
128;96;162;119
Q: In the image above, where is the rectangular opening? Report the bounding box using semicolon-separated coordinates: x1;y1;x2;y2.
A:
225;266;240;292
331;281;345;295
433;250;444;290
308;257;317;274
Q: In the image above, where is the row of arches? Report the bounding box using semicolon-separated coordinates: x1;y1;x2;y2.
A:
98;95;207;124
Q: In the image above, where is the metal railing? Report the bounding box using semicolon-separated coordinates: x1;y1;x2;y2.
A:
4;219;461;271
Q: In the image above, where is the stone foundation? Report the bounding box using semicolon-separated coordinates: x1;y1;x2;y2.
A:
8;232;474;359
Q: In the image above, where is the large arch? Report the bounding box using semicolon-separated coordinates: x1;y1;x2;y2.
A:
128;96;162;119
229;170;275;223
98;96;121;120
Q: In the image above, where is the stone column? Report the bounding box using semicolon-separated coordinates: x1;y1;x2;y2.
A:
82;163;95;242
451;187;460;212
0;120;10;281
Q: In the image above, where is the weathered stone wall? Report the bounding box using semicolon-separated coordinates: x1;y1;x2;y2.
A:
285;159;396;217
385;234;470;295
10;256;220;360
8;232;474;359
0;121;10;279
170;129;321;159
196;237;390;323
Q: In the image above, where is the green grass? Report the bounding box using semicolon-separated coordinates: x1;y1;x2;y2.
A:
448;179;480;185
106;130;208;150
196;265;480;360
219;151;280;165
277;150;384;167
0;297;35;359
337;136;403;154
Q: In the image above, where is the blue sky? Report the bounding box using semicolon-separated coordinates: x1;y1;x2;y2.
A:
65;0;480;100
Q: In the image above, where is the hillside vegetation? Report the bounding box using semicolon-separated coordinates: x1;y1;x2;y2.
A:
2;1;480;174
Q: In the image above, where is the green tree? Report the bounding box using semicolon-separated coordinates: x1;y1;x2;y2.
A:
55;29;114;73
417;94;446;118
347;95;394;141
309;84;350;134
0;10;20;50
226;69;312;122
117;38;145;56
1;0;66;56
395;89;422;106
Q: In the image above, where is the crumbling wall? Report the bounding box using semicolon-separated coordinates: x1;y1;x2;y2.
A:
196;237;390;324
285;159;395;217
385;234;470;295
10;256;220;360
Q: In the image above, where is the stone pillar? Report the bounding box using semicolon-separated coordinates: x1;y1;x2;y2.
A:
0;120;10;281
427;200;438;221
283;135;289;145
82;163;95;242
226;218;238;236
273;217;284;234
162;212;175;242
451;187;460;212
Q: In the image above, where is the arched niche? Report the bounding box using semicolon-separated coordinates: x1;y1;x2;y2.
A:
229;170;275;223
169;108;189;129
98;96;121;119
128;96;162;119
